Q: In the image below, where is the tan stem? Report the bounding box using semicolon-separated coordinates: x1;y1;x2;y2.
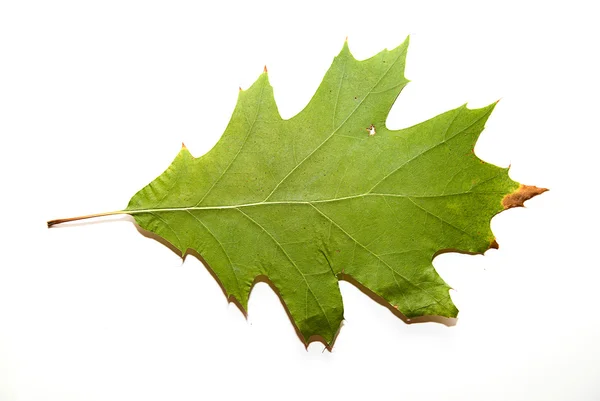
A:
47;211;127;227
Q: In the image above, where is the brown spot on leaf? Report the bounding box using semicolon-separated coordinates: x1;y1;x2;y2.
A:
502;184;548;210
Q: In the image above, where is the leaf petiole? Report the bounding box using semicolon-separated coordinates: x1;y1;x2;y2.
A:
47;211;127;227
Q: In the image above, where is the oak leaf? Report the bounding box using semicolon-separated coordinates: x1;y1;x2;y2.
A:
49;38;546;346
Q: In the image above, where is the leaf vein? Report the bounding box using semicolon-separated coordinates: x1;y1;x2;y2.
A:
263;47;407;202
235;208;334;331
186;210;242;296
308;203;442;311
367;109;490;193
195;80;267;206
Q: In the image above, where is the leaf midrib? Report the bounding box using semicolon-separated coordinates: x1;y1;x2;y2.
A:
126;190;505;215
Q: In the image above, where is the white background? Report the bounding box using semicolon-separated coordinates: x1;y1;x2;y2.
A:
1;1;598;400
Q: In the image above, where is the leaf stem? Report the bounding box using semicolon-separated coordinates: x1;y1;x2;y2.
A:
47;211;127;228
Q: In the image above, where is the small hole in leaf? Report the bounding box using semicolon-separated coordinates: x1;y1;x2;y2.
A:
368;124;376;136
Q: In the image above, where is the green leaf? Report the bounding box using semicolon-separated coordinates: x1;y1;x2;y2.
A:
49;38;546;346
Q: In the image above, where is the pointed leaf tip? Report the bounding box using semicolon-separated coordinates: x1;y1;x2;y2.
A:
340;39;351;56
263;65;268;73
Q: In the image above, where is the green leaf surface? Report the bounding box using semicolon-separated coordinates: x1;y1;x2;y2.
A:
52;38;546;346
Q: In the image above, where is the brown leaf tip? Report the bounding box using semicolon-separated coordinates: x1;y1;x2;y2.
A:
263;65;268;73
502;184;548;210
489;239;499;249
